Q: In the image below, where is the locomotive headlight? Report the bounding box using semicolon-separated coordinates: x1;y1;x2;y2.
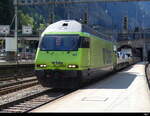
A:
68;64;78;68
36;64;47;68
41;64;47;67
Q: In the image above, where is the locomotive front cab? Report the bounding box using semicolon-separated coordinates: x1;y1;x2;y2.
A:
35;34;90;70
35;34;90;88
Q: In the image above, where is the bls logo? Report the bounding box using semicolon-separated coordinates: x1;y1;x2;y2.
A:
52;61;63;65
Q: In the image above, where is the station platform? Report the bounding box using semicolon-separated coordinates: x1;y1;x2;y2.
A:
0;60;34;66
32;62;150;112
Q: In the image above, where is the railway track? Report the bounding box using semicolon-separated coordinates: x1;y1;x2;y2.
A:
0;89;70;113
0;77;37;88
0;77;17;82
0;77;39;96
0;73;35;82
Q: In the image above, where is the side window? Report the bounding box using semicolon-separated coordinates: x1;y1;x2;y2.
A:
80;37;90;48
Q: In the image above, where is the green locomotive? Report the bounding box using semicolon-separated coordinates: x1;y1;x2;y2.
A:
35;20;118;89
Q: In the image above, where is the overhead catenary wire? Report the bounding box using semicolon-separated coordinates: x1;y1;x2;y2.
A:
17;0;150;6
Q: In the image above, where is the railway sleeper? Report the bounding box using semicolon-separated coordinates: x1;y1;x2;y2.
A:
8;107;30;110
15;105;36;108
19;103;41;107
2;109;23;112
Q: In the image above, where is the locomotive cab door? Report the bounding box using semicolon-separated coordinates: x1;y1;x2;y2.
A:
80;37;90;67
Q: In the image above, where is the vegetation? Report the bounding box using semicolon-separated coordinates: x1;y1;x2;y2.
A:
20;7;47;33
18;10;34;28
0;0;47;34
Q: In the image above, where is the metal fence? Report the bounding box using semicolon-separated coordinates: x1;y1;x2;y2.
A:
0;51;36;61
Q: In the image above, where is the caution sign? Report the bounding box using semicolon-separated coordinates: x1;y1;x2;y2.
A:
22;25;32;34
0;25;10;35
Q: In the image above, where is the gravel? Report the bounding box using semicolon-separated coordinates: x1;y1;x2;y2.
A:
0;85;49;105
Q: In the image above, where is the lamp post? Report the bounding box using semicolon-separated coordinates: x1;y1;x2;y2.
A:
142;15;146;61
14;0;18;63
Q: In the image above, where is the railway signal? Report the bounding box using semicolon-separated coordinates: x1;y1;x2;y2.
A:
83;12;88;24
123;16;128;32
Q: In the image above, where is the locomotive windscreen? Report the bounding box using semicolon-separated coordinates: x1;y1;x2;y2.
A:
40;35;81;51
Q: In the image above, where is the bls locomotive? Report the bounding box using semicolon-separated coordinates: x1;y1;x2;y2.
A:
35;20;140;89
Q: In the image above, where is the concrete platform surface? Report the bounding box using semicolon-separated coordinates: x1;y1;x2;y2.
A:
31;62;150;112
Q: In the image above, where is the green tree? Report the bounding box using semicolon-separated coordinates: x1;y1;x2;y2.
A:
38;23;47;32
18;10;34;28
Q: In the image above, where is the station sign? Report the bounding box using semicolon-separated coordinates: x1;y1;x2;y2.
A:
0;25;10;35
22;25;32;35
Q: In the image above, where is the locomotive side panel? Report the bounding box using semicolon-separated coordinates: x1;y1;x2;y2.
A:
85;35;114;80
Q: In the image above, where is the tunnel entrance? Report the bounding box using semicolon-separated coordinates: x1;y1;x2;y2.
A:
118;45;143;61
147;50;150;62
136;48;143;61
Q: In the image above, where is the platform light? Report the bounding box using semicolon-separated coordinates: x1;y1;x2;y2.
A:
68;64;78;68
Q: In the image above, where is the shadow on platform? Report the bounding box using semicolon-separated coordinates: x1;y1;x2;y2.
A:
86;71;137;90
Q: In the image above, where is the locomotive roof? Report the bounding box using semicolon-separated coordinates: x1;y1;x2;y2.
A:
41;20;82;36
41;20;112;41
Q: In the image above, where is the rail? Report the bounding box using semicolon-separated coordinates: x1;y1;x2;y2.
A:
0;89;70;113
0;79;38;96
